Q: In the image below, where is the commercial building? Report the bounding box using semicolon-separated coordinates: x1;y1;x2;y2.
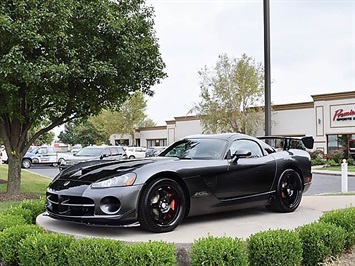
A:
110;91;355;157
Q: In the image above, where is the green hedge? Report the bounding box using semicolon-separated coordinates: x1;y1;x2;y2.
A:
67;238;123;266
247;229;303;266
297;222;346;266
118;241;177;266
0;224;44;265
18;233;74;266
190;235;248;266
0;213;27;231
0;199;354;266
319;207;355;250
1;198;45;225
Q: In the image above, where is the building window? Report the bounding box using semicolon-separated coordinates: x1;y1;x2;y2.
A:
327;134;355;158
147;139;167;147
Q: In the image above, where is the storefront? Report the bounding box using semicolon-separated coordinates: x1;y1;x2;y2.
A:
110;91;355;157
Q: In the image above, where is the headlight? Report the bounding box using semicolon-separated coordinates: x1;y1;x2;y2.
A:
91;173;137;188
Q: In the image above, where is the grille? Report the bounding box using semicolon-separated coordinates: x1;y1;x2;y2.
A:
46;193;95;216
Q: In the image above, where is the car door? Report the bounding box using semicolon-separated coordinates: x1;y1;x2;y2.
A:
109;147;125;160
211;139;277;199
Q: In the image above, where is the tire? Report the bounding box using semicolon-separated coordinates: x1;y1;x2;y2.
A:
129;155;135;159
267;169;303;212
138;178;186;233
22;158;32;169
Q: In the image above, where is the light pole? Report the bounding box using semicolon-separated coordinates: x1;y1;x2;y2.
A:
264;0;271;136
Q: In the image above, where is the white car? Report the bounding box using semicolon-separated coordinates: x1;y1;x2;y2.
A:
0;148;8;164
125;147;147;159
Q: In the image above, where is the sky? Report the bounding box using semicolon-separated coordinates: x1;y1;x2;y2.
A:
144;0;355;125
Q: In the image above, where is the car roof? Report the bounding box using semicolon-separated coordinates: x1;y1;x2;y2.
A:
183;133;253;141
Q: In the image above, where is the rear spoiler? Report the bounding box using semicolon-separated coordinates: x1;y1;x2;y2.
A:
258;136;314;150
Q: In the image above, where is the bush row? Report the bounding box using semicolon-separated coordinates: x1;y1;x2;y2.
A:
0;199;354;265
310;149;355;166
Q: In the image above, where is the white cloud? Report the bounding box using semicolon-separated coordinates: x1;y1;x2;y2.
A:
145;0;355;125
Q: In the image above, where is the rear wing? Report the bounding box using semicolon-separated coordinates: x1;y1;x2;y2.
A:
258;136;314;150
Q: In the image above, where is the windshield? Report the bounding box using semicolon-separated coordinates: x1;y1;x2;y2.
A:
159;138;227;159
75;147;102;157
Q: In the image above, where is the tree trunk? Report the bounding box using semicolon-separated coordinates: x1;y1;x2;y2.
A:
6;153;22;194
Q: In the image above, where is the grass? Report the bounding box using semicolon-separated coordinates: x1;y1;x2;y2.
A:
0;164;50;211
318;165;355;172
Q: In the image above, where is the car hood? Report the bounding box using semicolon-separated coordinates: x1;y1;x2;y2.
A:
51;157;175;185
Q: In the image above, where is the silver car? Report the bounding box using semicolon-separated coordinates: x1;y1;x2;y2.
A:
60;145;126;169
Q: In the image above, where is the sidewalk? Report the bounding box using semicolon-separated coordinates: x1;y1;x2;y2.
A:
312;166;355;176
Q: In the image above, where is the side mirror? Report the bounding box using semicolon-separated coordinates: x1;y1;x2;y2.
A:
231;149;252;162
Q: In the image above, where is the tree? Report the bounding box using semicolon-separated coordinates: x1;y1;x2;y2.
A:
90;91;154;145
0;0;166;194
58;122;106;146
191;54;264;135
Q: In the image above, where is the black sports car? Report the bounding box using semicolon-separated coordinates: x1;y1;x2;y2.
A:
45;133;313;233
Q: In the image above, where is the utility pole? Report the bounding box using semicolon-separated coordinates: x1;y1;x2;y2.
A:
264;0;271;136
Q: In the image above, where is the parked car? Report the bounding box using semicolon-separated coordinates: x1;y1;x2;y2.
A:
125;147;146;159
71;144;82;154
145;146;167;157
60;145;126;169
22;146;58;168
46;133;313;233
0;147;8;164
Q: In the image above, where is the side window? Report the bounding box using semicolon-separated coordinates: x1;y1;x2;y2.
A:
229;139;264;158
109;147;119;156
102;148;111;157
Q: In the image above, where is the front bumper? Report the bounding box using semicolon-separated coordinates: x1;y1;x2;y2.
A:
46;182;143;226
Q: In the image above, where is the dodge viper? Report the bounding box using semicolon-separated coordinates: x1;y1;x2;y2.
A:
45;133;314;233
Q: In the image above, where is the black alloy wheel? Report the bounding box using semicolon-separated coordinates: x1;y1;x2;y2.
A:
267;169;303;212
138;178;186;233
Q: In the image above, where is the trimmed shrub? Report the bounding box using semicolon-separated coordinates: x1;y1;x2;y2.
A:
311;157;325;166
309;150;324;160
0;214;27;231
118;241;176;266
331;150;344;165
67;237;123;266
190;235;248;266
18;233;74;266
347;158;354;165
297;222;346;266
248;229;302;266
3;207;32;224
326;159;337;166
18;198;46;224
319;207;355;250
0;224;44;265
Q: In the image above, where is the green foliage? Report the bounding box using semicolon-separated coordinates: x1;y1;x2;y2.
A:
18;198;46;224
191;53;264;135
0;213;27;231
18;233;74;266
319;207;355;250
347;158;354;165
247;229;302;266
331;150;344;165
297;222;346;266
311;157;325;166
3;206;32;224
309;149;324;160
118;241;177;266
58;121;106;146
0;224;44;265
0;0;166;194
326;159;337;166
67;238;123;266
190;235;248;266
